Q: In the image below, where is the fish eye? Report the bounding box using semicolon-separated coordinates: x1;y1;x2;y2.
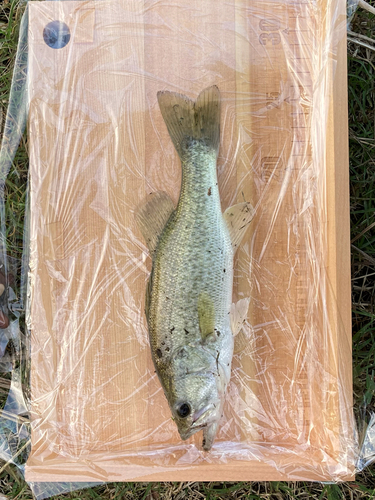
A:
176;403;191;418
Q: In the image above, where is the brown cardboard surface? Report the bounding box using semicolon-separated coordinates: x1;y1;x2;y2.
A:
25;0;354;482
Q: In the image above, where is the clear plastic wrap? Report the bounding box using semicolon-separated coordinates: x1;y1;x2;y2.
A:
347;0;360;26
0;0;366;494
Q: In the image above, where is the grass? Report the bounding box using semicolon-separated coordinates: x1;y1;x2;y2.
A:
349;6;375;429
1;0;375;498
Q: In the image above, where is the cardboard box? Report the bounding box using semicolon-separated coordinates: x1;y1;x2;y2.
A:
25;0;354;482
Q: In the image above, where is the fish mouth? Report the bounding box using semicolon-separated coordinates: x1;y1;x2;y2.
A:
179;425;206;441
192;403;215;425
178;403;219;440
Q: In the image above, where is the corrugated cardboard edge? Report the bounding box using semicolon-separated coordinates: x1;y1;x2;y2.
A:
25;455;353;482
325;0;355;482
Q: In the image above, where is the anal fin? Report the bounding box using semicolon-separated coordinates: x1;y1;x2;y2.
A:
135;191;175;256
224;202;255;252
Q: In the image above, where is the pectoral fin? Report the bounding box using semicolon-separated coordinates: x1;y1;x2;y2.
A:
135;191;175;256
230;297;250;337
198;292;216;342
231;297;251;355
224;202;255;252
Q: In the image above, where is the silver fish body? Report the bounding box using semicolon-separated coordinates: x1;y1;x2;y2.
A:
136;86;253;450
148;141;234;449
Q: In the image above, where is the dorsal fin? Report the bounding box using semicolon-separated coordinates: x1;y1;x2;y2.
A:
135;191;175;256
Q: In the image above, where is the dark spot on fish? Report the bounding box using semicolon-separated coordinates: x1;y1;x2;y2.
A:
156;349;162;358
208;187;212;196
170;326;175;333
202;438;206;447
166;346;170;352
227;363;230;366
243;218;246;221
177;348;187;359
216;331;221;336
166;296;170;300
161;341;165;345
184;328;189;334
223;269;226;273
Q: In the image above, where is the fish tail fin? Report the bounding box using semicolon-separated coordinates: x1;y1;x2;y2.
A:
157;85;220;160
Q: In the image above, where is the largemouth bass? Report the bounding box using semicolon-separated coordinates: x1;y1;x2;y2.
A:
136;86;254;450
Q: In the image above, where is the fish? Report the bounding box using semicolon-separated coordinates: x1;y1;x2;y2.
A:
135;86;254;451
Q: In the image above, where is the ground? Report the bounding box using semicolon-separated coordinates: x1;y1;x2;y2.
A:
0;0;375;498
